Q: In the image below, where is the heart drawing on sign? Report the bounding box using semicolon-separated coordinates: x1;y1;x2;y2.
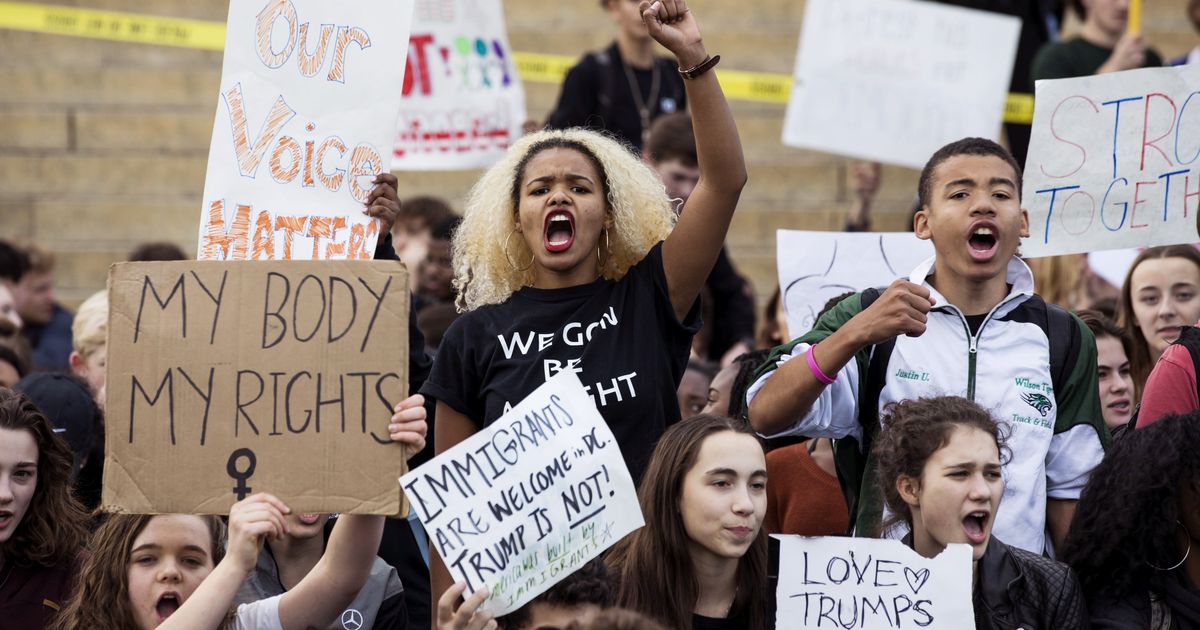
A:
904;567;930;595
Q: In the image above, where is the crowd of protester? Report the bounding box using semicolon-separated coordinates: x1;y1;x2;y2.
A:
3;0;1200;628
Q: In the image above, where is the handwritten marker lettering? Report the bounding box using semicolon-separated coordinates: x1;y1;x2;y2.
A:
105;261;409;515
399;372;643;616
199;0;414;261
1023;67;1200;256
776;535;973;628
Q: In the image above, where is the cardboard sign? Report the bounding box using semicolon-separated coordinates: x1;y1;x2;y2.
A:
198;0;415;261
103;261;409;515
1022;65;1200;257
401;371;643;616
777;230;933;338
392;0;526;170
782;0;1020;169
775;536;975;629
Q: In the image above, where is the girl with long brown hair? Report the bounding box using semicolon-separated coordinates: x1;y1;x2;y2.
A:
52;496;392;630
0;387;90;628
1117;245;1200;400
606;414;769;630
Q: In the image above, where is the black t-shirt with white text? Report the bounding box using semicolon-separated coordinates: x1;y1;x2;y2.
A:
421;243;700;481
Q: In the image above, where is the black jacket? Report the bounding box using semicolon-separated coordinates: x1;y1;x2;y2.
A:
1086;570;1200;630
545;41;687;152
975;537;1088;630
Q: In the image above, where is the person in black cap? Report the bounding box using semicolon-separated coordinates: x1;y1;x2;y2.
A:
14;373;102;510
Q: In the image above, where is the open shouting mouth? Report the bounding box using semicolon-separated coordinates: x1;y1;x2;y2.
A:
155;592;182;622
967;223;999;262
962;510;990;545
544;210;575;253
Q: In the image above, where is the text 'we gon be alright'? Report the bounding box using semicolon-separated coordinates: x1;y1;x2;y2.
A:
496;307;640;408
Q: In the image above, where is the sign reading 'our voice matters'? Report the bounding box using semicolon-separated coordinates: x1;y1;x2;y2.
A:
401;371;643;616
392;0;526;170
199;0;415;261
775;536;975;629
103;261;409;515
1024;65;1200;257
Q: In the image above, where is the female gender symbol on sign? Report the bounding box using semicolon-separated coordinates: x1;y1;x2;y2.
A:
227;448;257;500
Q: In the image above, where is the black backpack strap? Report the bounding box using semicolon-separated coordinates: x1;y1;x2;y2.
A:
1045;303;1079;398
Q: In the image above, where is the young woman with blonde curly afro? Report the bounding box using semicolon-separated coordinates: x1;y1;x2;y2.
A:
418;0;746;614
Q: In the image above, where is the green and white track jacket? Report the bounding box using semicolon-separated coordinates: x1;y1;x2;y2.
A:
747;256;1110;554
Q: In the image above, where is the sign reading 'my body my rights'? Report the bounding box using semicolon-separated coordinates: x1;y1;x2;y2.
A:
1024;65;1200;257
775;536;974;629
103;261;409;515
199;0;415;261
401;371;643;616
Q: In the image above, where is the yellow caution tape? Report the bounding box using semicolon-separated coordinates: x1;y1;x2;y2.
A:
513;51;794;104
0;1;224;50
0;1;1034;122
1004;92;1035;125
510;51;577;85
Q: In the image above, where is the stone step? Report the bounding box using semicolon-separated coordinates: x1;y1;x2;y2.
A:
0;66;221;107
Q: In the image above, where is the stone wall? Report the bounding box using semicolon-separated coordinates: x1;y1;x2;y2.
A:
1;0;1192;313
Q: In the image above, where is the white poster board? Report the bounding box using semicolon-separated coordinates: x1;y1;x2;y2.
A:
198;0;414;260
392;0;526;170
1022;65;1200;257
777;230;933;338
1088;248;1141;288
782;0;1020;169
400;371;643;616
775;536;975;629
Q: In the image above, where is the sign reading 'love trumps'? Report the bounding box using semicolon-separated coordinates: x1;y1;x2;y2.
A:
775;535;975;629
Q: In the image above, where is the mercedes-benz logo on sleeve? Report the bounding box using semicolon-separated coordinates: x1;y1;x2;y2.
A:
341;609;364;630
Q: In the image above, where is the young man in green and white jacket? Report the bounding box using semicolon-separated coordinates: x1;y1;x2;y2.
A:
747;137;1109;555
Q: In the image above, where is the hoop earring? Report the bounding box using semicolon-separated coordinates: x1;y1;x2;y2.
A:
596;228;610;269
1148;520;1192;571
504;229;534;271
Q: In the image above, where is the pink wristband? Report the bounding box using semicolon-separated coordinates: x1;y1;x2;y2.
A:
805;345;837;385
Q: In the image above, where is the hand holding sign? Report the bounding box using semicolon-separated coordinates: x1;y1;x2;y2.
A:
365;174;402;235
389;394;429;459
401;371;643;616
437;583;497;630
226;493;291;574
